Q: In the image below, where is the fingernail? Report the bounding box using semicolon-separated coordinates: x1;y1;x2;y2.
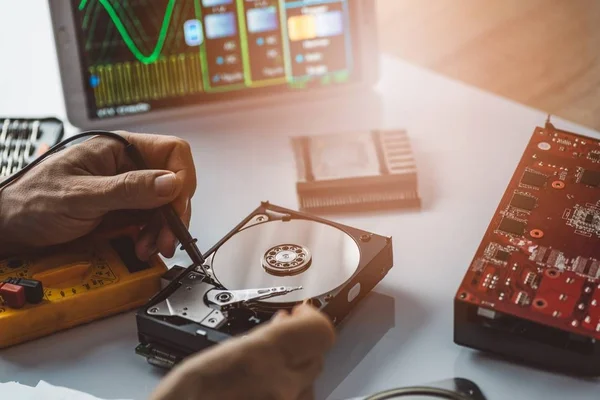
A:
154;173;176;197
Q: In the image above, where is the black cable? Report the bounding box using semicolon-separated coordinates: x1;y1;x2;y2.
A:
0;130;129;189
364;386;471;400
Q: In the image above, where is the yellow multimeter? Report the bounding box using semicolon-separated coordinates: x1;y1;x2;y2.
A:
0;227;166;348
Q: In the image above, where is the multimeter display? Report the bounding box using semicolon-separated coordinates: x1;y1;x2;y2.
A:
70;0;360;120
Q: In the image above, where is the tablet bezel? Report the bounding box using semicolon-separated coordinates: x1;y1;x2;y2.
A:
49;0;379;129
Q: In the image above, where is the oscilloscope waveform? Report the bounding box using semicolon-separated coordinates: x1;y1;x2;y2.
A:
79;0;177;65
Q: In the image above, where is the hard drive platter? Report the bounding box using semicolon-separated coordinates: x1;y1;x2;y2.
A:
213;219;360;304
136;202;394;368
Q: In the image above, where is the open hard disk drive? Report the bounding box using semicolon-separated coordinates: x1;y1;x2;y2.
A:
136;202;393;368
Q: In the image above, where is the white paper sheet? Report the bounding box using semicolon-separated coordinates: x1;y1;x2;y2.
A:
0;381;131;400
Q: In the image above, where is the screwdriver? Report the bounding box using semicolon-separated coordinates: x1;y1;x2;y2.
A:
124;143;208;276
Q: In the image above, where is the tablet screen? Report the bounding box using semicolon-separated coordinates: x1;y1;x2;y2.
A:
70;0;362;120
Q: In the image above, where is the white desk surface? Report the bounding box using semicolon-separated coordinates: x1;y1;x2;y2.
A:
1;2;600;400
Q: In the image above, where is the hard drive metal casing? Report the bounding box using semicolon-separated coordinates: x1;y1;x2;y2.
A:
136;202;393;368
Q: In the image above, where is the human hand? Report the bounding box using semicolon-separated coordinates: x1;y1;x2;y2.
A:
150;303;336;400
0;131;196;260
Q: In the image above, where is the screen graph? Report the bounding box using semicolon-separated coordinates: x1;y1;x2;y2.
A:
71;0;357;119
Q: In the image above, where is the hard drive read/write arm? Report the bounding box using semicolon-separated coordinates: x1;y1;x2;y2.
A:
206;286;304;311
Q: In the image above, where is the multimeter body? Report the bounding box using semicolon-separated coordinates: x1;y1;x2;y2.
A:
0;229;166;348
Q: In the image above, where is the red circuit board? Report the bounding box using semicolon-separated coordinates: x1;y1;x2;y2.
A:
456;123;600;338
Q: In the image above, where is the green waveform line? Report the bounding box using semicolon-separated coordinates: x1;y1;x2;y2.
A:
79;0;176;65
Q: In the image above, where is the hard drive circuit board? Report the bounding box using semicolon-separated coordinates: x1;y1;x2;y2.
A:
456;123;600;338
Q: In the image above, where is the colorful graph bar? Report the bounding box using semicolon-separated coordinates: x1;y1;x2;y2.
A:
282;0;352;82
237;0;287;87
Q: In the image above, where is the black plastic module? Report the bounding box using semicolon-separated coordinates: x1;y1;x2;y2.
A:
455;300;600;375
0;117;63;177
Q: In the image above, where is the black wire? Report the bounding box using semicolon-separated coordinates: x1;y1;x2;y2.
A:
364;386;472;400
0;130;129;190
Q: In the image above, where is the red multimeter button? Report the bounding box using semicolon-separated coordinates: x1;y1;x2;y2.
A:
0;283;26;308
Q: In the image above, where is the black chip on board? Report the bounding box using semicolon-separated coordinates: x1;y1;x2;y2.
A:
585;213;595;224
498;217;526;236
589;152;600;160
520;170;547;188
510;193;536;211
495;249;511;262
579;169;600;187
584;260;593;276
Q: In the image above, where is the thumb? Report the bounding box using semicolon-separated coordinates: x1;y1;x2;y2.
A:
94;170;182;211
